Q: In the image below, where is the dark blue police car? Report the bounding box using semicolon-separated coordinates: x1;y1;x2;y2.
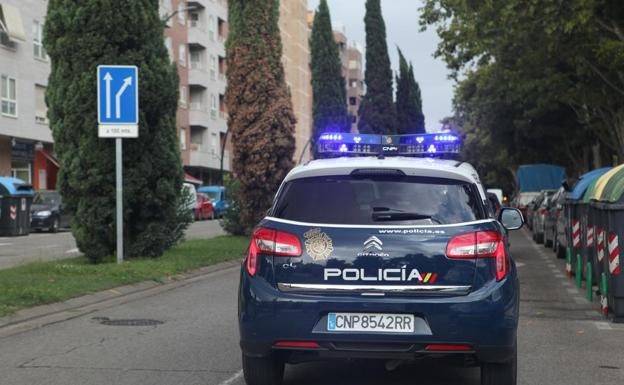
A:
238;133;524;385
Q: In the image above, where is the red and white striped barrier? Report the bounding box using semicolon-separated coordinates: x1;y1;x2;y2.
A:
9;205;16;221
597;228;605;262
572;220;581;249
587;226;594;248
608;232;620;275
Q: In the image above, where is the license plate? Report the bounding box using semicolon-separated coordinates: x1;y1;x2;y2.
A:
327;313;414;333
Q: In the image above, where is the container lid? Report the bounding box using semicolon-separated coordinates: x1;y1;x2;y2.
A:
0;177;34;196
569;167;611;200
591;164;624;201
582;178;601;203
600;166;624;203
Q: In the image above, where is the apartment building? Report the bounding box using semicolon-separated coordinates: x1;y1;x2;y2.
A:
345;43;364;133
279;0;312;164
162;0;230;184
0;0;57;190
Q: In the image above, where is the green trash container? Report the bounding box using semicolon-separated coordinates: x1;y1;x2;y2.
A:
595;167;624;322
0;177;34;236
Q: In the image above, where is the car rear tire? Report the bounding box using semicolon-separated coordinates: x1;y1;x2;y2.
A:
481;344;517;385
242;354;284;385
50;217;59;233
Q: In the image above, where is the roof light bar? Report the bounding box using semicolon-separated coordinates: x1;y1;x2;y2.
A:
317;133;461;158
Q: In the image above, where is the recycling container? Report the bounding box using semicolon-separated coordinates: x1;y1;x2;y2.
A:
0;177;34;236
564;199;584;276
595;167;624;322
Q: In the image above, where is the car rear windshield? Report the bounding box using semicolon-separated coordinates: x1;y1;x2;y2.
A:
272;175;484;225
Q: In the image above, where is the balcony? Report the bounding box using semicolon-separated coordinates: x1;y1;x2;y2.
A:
189;104;211;128
188;66;208;88
188;24;208;48
189;145;230;171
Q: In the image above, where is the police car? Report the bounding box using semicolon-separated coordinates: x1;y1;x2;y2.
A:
238;133;523;385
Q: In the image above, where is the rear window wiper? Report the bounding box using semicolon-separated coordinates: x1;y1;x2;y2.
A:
371;207;440;223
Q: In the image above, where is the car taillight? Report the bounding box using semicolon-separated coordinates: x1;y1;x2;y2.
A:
446;231;508;281
539;208;547;216
245;227;302;276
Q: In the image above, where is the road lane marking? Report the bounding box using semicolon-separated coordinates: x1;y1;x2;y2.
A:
218;370;243;385
574;297;586;304
567;288;578;294
554;273;565;279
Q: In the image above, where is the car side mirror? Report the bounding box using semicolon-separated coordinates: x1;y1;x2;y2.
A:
499;208;524;231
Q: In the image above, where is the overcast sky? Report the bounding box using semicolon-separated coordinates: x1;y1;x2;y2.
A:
307;0;454;132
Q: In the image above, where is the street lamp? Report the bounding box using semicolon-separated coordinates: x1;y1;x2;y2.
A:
162;5;199;23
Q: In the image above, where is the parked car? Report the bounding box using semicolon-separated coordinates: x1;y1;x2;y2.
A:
487;188;504;206
531;190;556;244
512;191;540;222
545;187;568;258
197;185;229;218
30;190;71;233
195;193;215;220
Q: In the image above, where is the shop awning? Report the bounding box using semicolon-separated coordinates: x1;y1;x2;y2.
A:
0;3;26;42
184;173;202;185
41;149;60;168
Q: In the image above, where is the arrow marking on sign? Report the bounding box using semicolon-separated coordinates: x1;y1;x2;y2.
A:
115;77;133;119
104;72;112;118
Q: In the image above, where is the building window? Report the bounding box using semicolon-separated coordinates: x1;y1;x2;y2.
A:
32;20;46;59
219;94;226;118
349;79;358;88
178;44;187;66
1;75;17;117
352;115;357;123
348;60;359;70
179;86;187;107
349;97;357;106
210;94;217;119
210;55;216;80
190;50;202;69
218;56;226;79
208;15;215;41
217;18;227;42
164;37;173;62
11;160;31;183
35;84;47;124
180;127;187;150
177;2;186;24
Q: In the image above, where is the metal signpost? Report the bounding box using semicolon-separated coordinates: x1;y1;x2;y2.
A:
97;65;139;264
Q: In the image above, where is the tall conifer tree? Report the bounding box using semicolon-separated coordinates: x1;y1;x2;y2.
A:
310;0;349;154
358;0;396;134
225;0;296;233
396;49;426;134
45;0;187;261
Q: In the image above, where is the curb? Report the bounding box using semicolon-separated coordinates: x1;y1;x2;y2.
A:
0;259;240;339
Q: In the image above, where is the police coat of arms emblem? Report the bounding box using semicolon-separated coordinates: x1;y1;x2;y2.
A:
304;228;334;261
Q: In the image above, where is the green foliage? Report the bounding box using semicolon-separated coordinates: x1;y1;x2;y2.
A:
221;175;245;235
358;0;396;134
0;236;248;318
420;0;622;185
310;0;350;155
225;0;296;233
44;0;188;262
395;49;426;134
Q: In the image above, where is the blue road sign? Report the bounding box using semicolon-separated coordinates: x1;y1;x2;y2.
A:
97;65;138;125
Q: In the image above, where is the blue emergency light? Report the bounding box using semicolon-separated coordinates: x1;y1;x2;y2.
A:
317;132;461;158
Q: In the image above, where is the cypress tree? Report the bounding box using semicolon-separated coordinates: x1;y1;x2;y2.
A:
395;49;426;134
358;0;396;134
310;0;349;154
225;0;296;233
44;0;187;261
409;63;426;133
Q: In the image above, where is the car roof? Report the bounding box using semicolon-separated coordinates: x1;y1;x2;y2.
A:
285;157;486;200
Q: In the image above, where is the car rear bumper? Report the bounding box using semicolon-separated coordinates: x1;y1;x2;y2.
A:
30;216;53;229
238;268;519;364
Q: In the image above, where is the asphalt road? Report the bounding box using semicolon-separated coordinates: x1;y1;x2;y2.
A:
0;219;225;269
1;229;623;385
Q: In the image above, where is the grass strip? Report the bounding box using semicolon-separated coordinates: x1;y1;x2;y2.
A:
0;235;248;318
